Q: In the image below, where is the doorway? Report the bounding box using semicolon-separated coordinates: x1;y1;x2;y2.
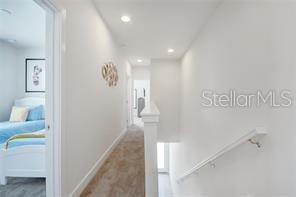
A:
0;0;54;196
34;0;63;196
0;0;62;196
133;80;150;126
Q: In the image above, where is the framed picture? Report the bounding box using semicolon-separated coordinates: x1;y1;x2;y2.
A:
25;58;46;92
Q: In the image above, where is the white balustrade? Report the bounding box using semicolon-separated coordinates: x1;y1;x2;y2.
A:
141;102;160;197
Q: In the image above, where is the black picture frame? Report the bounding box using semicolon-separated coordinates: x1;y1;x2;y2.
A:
25;58;46;93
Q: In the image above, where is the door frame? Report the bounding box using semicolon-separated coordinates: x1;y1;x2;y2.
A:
33;0;64;196
127;76;133;126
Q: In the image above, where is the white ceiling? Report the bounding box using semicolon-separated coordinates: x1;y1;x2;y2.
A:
0;0;46;48
94;0;221;66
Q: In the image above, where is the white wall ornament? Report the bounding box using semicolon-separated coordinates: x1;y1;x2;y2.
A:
101;62;119;87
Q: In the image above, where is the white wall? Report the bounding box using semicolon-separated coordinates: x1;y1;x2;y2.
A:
55;0;129;195
170;1;296;197
131;61;180;141
150;60;180;142
126;62;133;126
0;42;44;121
132;66;150;80
0;41;18;121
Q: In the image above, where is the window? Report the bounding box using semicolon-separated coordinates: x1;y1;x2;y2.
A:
157;143;169;173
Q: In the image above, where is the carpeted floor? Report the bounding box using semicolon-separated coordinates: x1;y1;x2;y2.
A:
0;177;46;197
81;126;145;197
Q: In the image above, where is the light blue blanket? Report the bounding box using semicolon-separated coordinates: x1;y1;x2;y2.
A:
7;138;45;149
0;120;45;144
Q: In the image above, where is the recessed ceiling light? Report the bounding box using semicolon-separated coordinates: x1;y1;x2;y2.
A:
121;15;131;23
168;48;174;53
137;59;143;63
0;9;12;15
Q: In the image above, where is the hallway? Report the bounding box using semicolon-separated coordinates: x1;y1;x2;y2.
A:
1;0;296;196
81;126;145;197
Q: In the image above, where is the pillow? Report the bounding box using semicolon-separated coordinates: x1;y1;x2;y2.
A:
27;105;43;121
9;107;29;122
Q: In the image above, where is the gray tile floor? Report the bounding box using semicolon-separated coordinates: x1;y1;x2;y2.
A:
0;177;45;197
159;173;174;197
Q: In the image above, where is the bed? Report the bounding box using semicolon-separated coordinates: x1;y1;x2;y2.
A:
0;120;45;144
0;97;46;185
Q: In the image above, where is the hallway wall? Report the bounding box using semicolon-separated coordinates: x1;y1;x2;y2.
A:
132;66;150;80
55;0;129;195
170;1;296;197
131;60;181;141
150;60;180;142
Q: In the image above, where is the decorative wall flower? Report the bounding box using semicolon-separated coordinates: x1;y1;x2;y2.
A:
101;62;119;87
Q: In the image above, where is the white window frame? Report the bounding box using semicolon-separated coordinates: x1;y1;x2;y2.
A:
158;143;169;173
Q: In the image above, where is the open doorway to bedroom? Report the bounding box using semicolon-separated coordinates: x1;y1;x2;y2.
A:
0;0;50;196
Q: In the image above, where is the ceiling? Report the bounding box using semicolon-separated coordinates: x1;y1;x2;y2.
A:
0;0;45;48
94;0;221;66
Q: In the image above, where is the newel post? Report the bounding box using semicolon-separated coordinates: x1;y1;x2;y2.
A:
141;102;160;197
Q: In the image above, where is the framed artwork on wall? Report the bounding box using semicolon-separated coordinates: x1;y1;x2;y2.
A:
25;58;46;93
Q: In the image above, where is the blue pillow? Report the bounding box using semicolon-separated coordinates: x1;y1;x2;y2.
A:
27;105;43;121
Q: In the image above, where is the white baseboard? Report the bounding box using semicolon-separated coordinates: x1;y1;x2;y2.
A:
69;129;127;197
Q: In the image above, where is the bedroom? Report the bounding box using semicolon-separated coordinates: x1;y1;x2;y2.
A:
0;0;47;196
